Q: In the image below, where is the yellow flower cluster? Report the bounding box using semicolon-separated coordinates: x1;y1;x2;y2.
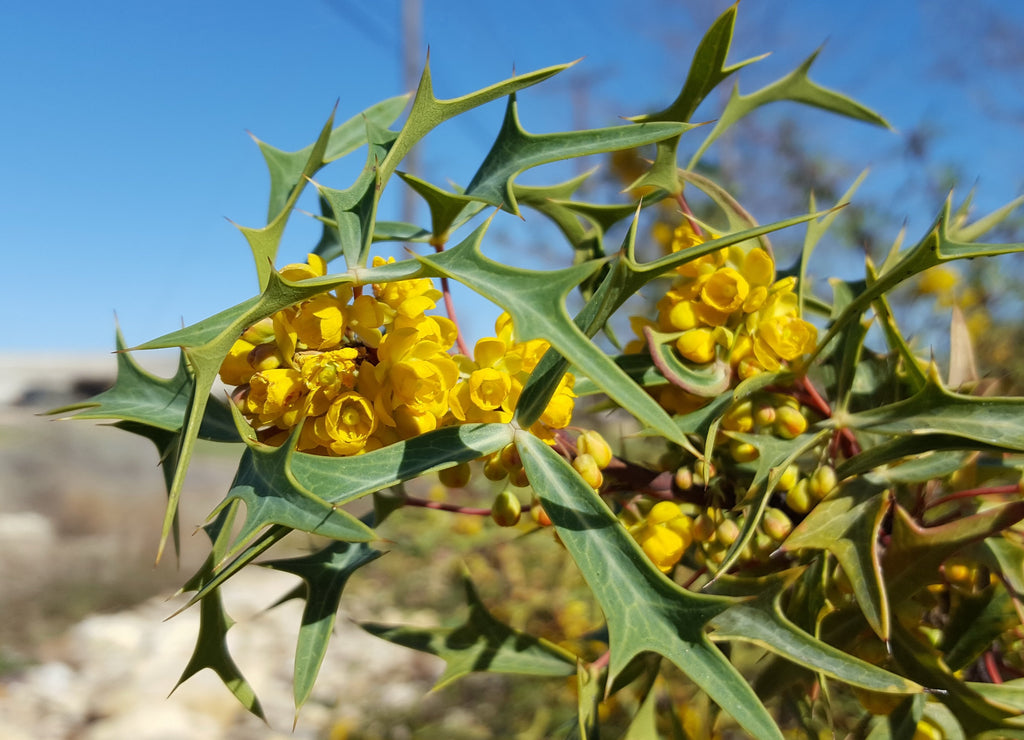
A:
628;222;819;385
220;254;576;455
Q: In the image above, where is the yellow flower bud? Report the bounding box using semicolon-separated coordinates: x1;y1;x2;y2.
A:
776;464;800;492
576;430;613;469
573;453;604;490
774;405;808;439
809;465;838;500
786;479;813;514
438;462;472;489
676;327;717;364
491;489;522;527
761;507;793;542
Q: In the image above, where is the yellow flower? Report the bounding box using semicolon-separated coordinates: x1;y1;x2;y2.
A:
468;367;512;411
740;248;775;286
758;315;818;361
246;368;307;427
291;293;347;350
322;392;377;455
701;267;749;314
540;374;576;429
279;253;327;281
300;348;360;415
220;338;259;386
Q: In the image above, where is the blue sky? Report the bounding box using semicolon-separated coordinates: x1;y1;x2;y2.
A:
2;0;1022;353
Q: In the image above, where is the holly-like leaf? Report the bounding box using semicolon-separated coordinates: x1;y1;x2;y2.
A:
255;95;409;223
707;571;921;693
628;3;768;193
884;501;1024;601
49;328;237;442
515;432;783;740
397;172;488;243
379;59;578;188
688;48;891;168
311;116;397;268
416;219;690;449
464;93;691;216
362;570;577;689
833;365;1024;452
813;195;1024;365
782;475;891;639
171;587;265;720
889;621;1014;735
261;538;384;712
643;327;731;398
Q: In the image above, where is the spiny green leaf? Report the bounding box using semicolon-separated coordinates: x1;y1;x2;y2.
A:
128;268;358;563
516;432;783;740
379;59;578;188
261;539;384;712
255;95;408;223
643;328;731;398
708;571;920;693
464;93;690;215
210;422;374;562
362;570;577;689
241;108;337;289
416;219;690;449
48;329;237;442
397;172;488;242
171;587;265;720
688;48;891;168
628;3;768;193
311;116;397;268
813;195;1024;366
889;621;1014;735
832;365;1024;451
884;501;1024;600
782;475;891;639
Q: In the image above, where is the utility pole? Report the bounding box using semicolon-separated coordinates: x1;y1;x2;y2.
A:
401;0;422;226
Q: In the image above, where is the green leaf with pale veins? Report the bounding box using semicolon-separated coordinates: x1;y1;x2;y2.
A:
707;571;921;693
361;570;577;689
515;432;783;740
209;422;374;565
832;365;1024;451
688;47;891;168
255;95;408;223
811;195;1024;366
48;328;237;442
311;116;397;267
782;475;891;640
397;172;488;243
379;59;578;188
261;538;384;712
464;93;691;215
128;267;359;563
628;3;768;193
171;587;265;720
416;219;691;449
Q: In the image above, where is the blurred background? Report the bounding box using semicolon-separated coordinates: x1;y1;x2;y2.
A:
2;1;1023;737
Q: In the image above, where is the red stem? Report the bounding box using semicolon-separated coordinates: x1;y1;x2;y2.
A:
928;483;1020;510
675;192;704;237
984;651;1004;684
432;241;472;357
402;494;509;517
